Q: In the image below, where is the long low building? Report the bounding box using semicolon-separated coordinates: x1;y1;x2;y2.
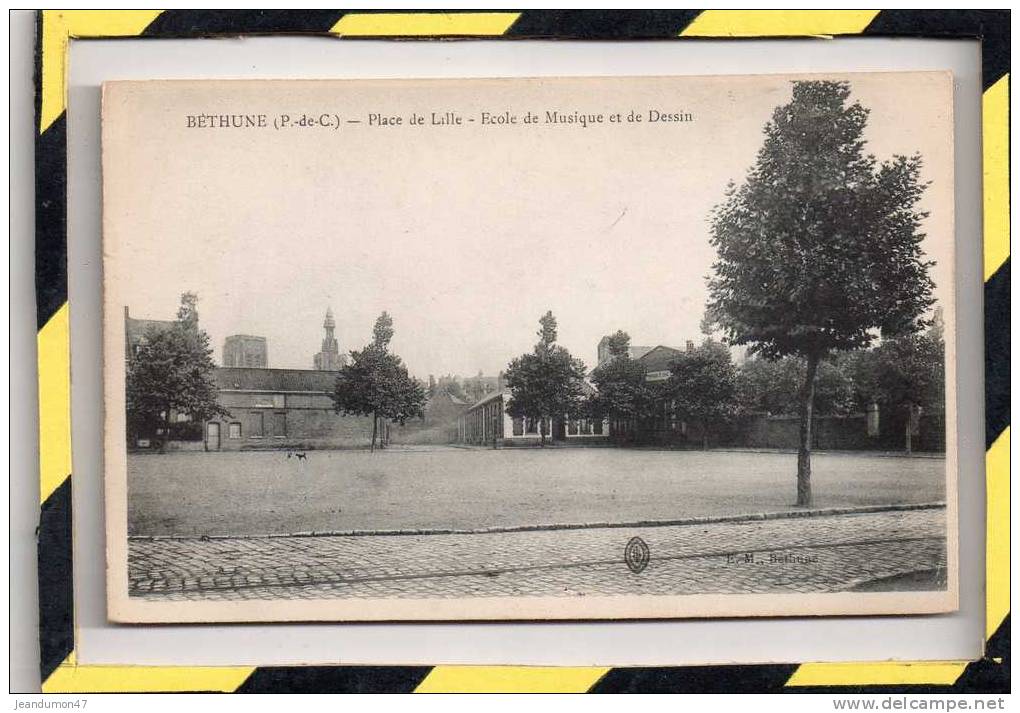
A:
203;367;374;450
457;389;609;447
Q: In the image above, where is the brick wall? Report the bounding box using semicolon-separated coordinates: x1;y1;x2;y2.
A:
637;411;945;453
208;407;374;450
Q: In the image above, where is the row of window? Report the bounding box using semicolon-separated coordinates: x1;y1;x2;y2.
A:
220;411;287;439
567;418;605;436
509;417;604;437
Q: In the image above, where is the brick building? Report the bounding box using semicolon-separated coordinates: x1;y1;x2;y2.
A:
124;303;374;451
203;367;373;450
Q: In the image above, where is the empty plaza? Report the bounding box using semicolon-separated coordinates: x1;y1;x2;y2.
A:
128;446;945;537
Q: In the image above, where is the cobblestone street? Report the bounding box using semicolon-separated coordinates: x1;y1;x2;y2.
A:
128;506;947;600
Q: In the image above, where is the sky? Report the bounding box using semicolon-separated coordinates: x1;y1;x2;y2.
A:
105;73;954;379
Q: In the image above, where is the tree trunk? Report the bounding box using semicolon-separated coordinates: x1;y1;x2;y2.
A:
702;430;708;450
160;403;171;454
796;353;820;507
905;404;913;454
540;417;546;447
371;411;377;453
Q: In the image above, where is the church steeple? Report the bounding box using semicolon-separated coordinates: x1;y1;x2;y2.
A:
322;307;336;348
314;307;346;370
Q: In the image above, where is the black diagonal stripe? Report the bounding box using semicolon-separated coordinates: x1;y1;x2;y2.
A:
235;665;432;693
984;612;1011;661
864;10;1010;91
38;477;74;682
35;113;67;330
507;10;703;38
985;259;1009;449
950;615;1011;694
141;10;346;36
591;663;798;693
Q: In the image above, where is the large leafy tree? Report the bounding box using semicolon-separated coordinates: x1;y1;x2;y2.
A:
332;312;427;451
586;330;653;439
852;328;944;453
706;80;934;505
505;311;588;446
126;292;229;452
664;340;739;449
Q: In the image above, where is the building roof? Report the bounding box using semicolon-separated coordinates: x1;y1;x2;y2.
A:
636;345;684;372
428;390;470;407
628;345;654;361
125;316;175;345
213;367;336;393
465;381;596;413
465;388;507;411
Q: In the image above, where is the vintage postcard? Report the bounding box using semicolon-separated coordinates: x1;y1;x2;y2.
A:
102;72;957;623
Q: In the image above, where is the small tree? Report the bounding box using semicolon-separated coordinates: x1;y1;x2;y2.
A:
126;293;229;452
332;312;427;451
504;311;588;446
586;330;653;440
706;80;934;505
853;329;944;453
665;340;739;449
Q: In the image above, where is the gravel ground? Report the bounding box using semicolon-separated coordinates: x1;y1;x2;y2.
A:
128;446;945;537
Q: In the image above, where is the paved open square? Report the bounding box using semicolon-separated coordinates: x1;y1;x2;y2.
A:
129;446;945;537
129;506;947;600
128;447;947;601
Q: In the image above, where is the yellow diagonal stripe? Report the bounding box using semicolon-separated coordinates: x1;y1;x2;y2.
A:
983;75;1010;280
681;10;879;37
43;652;254;693
414;666;609;693
787;661;968;687
986;427;1009;640
40;10;164;134
332;12;519;37
38;303;71;505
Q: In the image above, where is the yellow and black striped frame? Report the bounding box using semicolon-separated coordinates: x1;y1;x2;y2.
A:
33;9;1010;693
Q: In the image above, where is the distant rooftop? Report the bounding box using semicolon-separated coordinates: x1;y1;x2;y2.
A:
636;345;684;372
213;366;336;393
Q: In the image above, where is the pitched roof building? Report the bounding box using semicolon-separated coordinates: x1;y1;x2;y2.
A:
124;306;175;358
205;366;372;450
597;335;654;366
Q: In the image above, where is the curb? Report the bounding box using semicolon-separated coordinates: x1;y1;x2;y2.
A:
129;501;946;541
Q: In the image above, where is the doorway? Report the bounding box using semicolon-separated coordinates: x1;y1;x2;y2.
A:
206;422;220;451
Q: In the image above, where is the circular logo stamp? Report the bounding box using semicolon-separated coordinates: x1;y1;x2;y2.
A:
624;536;650;574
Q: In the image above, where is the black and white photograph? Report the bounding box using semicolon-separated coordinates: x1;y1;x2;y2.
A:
101;73;957;622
